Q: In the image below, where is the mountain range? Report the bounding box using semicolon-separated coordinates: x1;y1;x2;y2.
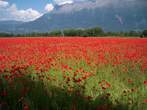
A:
0;1;147;34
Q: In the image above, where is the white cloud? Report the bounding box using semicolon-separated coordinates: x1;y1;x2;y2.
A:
0;0;146;21
53;0;112;13
0;2;42;21
53;0;147;13
0;1;9;8
45;3;54;12
9;4;42;21
54;0;74;5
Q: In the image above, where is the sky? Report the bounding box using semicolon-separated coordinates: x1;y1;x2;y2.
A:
0;0;54;21
0;0;146;22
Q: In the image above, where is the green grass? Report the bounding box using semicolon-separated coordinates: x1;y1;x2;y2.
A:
0;58;147;110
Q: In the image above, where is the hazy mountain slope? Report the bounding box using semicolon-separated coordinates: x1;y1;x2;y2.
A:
0;21;23;33
0;1;147;33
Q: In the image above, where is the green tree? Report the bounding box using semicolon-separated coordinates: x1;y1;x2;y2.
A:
141;30;147;38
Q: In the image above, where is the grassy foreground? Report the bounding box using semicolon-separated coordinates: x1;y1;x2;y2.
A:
0;38;147;110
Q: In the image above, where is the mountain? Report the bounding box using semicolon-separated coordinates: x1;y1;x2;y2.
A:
0;21;23;33
0;2;147;33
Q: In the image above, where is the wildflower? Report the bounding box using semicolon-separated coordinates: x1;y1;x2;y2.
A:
106;93;111;97
143;99;147;103
76;78;82;83
67;77;70;81
1;90;7;97
82;75;87;80
102;87;106;90
4;75;9;80
128;79;133;84
23;103;29;110
144;80;147;85
99;80;111;90
84;96;93;100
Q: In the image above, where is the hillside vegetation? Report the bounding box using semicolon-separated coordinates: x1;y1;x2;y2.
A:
0;27;147;37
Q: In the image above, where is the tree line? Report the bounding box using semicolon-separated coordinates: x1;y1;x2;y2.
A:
0;27;147;37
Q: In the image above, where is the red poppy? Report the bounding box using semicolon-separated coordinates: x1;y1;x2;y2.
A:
144;99;147;103
99;80;111;90
23;103;29;110
128;79;133;83
1;90;7;97
67;77;70;81
144;80;147;85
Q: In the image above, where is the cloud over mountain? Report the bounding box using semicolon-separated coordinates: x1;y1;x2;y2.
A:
52;0;147;13
54;0;74;5
0;1;42;21
0;0;146;21
0;0;9;7
45;3;54;12
0;0;147;33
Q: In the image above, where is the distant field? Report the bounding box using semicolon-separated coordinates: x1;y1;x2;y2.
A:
0;37;147;110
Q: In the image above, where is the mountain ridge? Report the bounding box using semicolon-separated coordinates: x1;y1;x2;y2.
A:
0;2;147;34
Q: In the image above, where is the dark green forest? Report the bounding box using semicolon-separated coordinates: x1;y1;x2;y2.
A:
0;27;147;37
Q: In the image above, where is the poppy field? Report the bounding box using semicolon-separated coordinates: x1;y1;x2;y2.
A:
0;37;147;110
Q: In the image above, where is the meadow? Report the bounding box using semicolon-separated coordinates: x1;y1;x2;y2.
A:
0;37;147;110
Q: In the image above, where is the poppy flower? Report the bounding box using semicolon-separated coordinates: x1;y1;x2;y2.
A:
23;103;29;110
144;99;147;103
144;80;147;85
